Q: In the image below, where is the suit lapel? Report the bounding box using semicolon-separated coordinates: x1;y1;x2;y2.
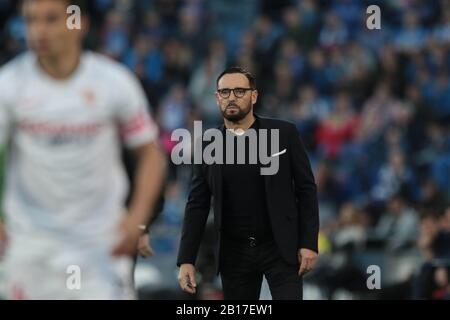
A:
212;124;225;228
255;115;272;195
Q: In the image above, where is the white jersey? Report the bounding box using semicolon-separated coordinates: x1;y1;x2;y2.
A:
0;51;158;244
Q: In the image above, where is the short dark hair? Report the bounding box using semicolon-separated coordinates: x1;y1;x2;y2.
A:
68;0;87;11
216;67;256;89
22;0;88;12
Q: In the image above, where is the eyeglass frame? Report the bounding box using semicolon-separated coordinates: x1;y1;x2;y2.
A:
216;87;256;99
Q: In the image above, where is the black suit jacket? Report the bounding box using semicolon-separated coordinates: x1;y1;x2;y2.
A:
177;115;319;273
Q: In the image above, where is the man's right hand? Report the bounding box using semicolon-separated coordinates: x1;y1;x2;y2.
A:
178;264;197;294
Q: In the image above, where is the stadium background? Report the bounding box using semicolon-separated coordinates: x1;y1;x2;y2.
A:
0;0;449;299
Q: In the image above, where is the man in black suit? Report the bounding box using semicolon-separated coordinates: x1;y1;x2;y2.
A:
177;67;319;300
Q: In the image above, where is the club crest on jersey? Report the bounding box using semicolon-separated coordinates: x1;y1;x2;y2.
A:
83;89;96;106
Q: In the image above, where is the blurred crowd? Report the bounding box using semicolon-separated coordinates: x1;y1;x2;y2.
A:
1;0;450;299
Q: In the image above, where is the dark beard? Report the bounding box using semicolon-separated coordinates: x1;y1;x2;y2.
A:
222;102;252;122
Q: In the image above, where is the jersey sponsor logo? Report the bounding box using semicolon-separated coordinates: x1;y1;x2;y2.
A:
18;97;42;110
19;120;103;135
83;89;96;107
18;120;104;146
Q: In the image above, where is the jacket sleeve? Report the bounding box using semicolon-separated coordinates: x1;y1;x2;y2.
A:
176;152;212;266
288;124;320;253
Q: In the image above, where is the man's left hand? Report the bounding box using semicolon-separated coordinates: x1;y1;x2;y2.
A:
137;233;155;258
298;248;318;276
111;215;142;257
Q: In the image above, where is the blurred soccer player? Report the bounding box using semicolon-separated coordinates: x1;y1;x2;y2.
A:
0;0;166;299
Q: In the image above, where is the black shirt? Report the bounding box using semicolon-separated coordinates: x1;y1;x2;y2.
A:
221;119;273;243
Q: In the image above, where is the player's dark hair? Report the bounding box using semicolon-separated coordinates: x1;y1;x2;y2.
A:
22;0;88;13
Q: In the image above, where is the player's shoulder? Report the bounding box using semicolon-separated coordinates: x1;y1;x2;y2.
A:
0;52;34;85
85;51;139;85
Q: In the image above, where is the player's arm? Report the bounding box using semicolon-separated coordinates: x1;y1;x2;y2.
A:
112;141;166;256
0;91;11;256
111;66;167;257
128;141;166;228
132;142;165;258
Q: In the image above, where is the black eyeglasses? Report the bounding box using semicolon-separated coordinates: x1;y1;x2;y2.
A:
217;87;254;99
